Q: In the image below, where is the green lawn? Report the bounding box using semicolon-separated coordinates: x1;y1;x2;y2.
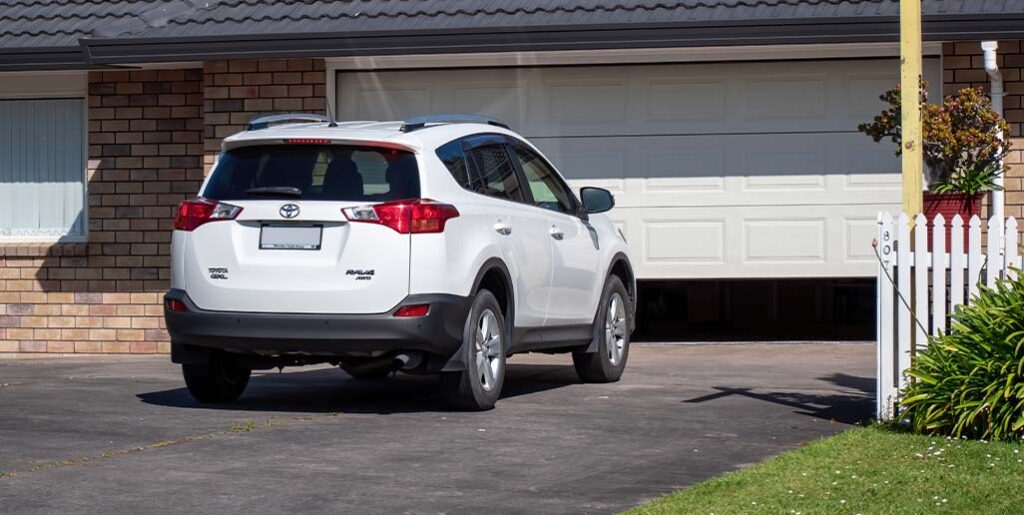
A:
629;426;1024;515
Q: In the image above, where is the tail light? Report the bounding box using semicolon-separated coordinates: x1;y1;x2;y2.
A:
342;199;459;234
174;198;243;231
165;298;188;313
393;304;430;317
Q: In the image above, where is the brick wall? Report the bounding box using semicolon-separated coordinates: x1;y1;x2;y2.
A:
203;58;326;172
0;69;205;353
0;59;327;354
943;40;1024;219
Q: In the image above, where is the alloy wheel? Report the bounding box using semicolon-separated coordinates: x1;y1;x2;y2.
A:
605;292;627;366
474;309;503;391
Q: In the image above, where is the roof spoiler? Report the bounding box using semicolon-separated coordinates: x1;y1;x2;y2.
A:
401;114;509;132
247;113;330;131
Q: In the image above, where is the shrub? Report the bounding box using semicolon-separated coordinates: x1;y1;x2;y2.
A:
900;272;1024;441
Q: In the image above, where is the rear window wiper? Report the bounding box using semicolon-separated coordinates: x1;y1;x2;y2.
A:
244;186;302;197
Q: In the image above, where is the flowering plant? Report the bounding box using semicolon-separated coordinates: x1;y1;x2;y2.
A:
858;82;1011;195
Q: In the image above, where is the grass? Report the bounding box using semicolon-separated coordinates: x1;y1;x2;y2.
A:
628;426;1024;515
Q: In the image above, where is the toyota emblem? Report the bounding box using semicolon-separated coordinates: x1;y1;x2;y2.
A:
279;204;300;219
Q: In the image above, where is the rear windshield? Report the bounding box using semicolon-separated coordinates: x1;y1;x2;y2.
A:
203;145;420;201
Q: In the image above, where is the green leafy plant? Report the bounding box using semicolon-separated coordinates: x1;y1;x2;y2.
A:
900;272;1024;441
858;82;1011;195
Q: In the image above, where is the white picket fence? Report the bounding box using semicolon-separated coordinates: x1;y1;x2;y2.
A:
876;212;1021;420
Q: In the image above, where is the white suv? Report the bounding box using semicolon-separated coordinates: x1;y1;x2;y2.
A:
165;114;635;410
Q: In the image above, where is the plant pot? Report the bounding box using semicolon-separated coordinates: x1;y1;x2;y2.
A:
922;192;983;250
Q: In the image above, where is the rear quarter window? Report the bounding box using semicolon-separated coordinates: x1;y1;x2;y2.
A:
203;145;420;201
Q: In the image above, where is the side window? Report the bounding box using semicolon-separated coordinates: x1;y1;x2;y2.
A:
310;150;331;187
436;139;472;189
350;150;389;196
512;144;575;214
466;142;524;202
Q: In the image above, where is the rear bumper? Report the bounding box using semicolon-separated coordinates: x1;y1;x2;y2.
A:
164;289;470;359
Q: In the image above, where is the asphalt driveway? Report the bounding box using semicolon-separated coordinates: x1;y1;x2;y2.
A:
0;343;873;514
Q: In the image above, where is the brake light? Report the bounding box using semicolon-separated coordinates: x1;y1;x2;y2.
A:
165;298;188;313
342;199;459;234
285;138;330;144
394;304;430;317
174;198;243;231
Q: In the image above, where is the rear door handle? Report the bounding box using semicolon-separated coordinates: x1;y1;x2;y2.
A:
549;226;564;240
494;222;512;235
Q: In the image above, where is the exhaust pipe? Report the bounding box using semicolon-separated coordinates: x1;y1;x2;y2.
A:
342;352;424;377
393;352;423;370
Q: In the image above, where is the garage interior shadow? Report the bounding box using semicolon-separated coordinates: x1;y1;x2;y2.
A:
633;278;875;342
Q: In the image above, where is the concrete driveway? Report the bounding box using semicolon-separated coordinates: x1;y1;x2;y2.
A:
0;343;873;514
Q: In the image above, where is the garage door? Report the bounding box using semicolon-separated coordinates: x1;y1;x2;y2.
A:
336;58;939;279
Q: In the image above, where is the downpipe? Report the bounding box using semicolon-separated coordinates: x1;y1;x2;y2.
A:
982;41;1005;246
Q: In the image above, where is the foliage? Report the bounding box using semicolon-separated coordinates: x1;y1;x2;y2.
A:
858;82;1012;195
900;272;1024;441
629;426;1024;515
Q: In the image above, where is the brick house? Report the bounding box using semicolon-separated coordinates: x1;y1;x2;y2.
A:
1;1;1023;354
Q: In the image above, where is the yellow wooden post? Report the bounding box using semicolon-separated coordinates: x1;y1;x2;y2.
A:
900;0;923;218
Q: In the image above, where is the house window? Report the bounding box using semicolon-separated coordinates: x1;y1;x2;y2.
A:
0;98;86;241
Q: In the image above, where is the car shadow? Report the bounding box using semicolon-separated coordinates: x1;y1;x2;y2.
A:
680;373;875;425
137;363;581;414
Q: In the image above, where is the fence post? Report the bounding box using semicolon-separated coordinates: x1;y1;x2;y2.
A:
876;212;896;420
896;213;912;395
913;214;929;349
932;214;946;336
1006;218;1020;278
987;216;1002;287
968;216;982;300
950;215;965;309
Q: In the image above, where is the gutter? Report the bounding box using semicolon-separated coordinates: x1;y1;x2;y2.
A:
3;14;1024;71
0;46;93;72
981;41;1005;235
74;15;1024;67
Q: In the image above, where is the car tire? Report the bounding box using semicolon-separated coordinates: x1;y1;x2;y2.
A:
439;289;506;411
573;275;631;383
182;354;251;403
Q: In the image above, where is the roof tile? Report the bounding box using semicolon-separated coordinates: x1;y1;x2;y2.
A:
2;0;1023;49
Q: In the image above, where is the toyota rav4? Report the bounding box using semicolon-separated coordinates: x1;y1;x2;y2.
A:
165;113;636;410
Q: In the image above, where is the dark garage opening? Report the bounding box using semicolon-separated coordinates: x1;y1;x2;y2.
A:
633;279;875;342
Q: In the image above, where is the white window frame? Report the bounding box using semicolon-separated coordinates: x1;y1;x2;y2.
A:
0;71;89;243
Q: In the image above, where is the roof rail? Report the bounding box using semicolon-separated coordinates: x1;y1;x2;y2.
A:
400;114;509;132
247;113;330;131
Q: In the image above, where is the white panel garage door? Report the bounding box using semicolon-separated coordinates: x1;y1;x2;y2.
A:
336;58;939;279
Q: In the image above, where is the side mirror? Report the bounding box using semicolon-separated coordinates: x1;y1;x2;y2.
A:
580;187;615;214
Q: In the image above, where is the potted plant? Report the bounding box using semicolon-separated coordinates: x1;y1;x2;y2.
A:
858;83;1011;247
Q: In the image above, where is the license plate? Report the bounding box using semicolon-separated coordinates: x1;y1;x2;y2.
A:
260;224;322;250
